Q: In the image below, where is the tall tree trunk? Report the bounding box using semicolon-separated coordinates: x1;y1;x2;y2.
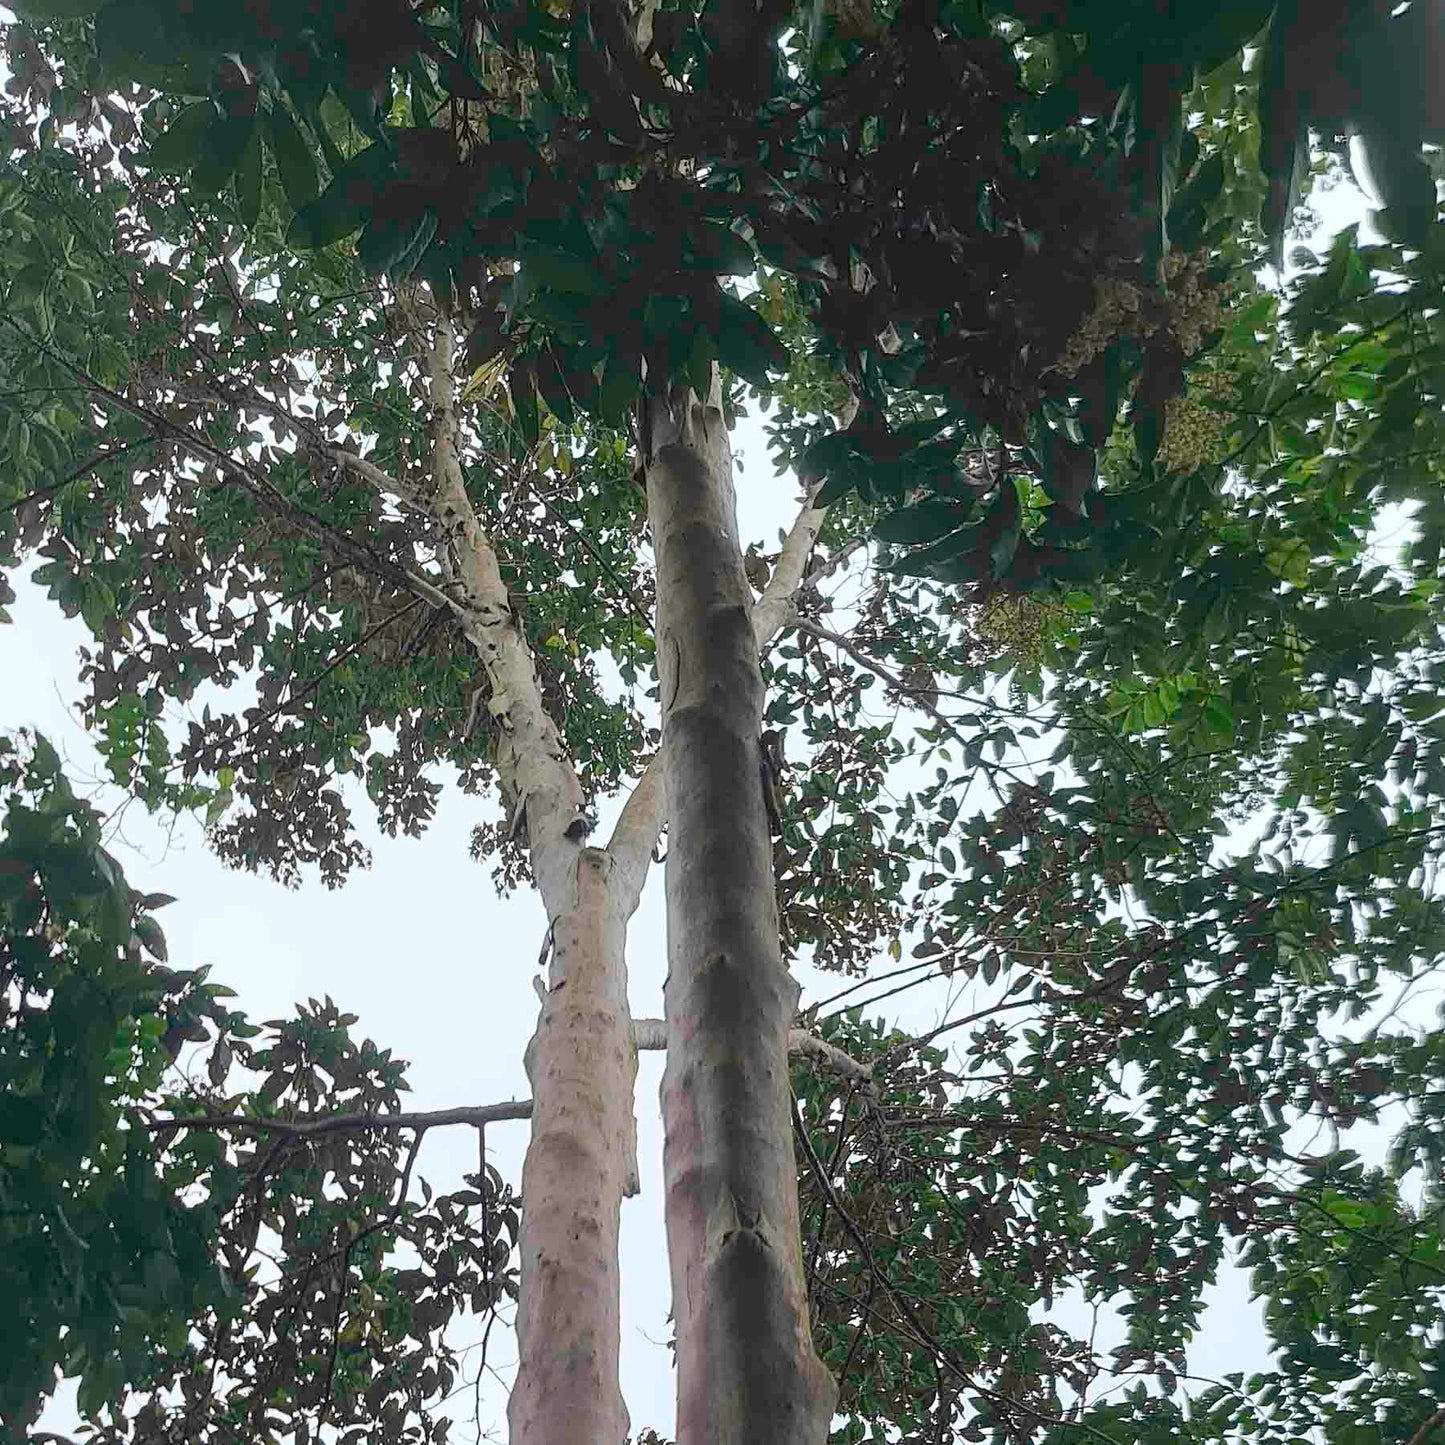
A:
644;379;838;1444
415;308;640;1445
508;847;636;1444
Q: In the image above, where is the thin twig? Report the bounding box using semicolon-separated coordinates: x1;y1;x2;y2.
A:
1409;1407;1445;1445
790;1095;1120;1445
528;482;654;633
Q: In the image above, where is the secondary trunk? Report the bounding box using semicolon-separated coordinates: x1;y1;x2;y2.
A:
507;847;636;1444
416;308;639;1445
644;380;837;1444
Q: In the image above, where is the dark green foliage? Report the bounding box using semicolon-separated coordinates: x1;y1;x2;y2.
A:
0;731;224;1435
0;732;519;1445
12;0;1437;586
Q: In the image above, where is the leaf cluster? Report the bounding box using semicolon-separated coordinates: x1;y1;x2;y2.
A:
0;732;519;1445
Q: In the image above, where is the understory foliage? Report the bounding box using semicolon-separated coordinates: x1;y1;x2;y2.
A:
0;733;515;1445
3;2;1445;1444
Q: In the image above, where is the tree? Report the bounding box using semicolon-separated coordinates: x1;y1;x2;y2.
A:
5;4;1445;1444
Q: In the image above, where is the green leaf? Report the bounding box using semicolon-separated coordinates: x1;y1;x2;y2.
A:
286;144;394;250
814;468;855;507
686;222;756;276
233;120;263;229
535;345;577;425
711;289;788;386
190;115;256;197
984;482;1023;579
266;104;320;211
888;525;982;578
873;499;970;546
146;101;218;176
598;351;638;427
134;914;168;962
1165;151;1225;251
512;359;540;447
358;210;436;278
1037;428;1096;516
523;246;604;296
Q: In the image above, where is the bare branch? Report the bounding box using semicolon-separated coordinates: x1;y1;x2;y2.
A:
605;758;665;911
753;482;827;646
632;1017;668;1051
413;312;586;906
325;443;430;513
632;1018;873;1084
145;1101;534;1139
787;1027;875;1085
801;535;865;591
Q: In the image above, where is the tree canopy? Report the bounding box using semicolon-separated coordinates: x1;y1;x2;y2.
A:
4;2;1445;1443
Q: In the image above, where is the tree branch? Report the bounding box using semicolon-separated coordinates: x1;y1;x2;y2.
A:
138;370;434;515
27;338;461;616
1409;1407;1445;1445
633;1017;873;1083
408;304;586;908
605;757;665;909
753;482;828;646
790;1098;1119;1445
145;1101;534;1139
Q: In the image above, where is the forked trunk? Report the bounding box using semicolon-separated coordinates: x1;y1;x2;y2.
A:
644;381;837;1444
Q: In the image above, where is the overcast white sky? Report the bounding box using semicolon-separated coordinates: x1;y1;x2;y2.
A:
1;113;1407;1439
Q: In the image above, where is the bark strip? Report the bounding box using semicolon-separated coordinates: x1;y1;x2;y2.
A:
645;380;837;1445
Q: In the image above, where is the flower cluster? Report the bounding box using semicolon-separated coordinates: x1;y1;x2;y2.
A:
975;594;1066;664
1052;247;1232;378
1052;274;1149;378
1160;249;1231;357
1157;367;1234;474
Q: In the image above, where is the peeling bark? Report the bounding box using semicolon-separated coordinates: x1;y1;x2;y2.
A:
645;380;837;1445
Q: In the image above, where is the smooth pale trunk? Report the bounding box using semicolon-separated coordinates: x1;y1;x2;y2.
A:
422;315;639;1445
507;848;636;1444
645;382;837;1444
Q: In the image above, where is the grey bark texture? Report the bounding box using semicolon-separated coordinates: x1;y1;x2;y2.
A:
645;380;838;1444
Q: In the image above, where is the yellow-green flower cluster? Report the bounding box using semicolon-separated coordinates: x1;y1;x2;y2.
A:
1157;368;1233;475
1053;275;1149;379
975;594;1065;665
1052;248;1232;379
1159;249;1230;357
